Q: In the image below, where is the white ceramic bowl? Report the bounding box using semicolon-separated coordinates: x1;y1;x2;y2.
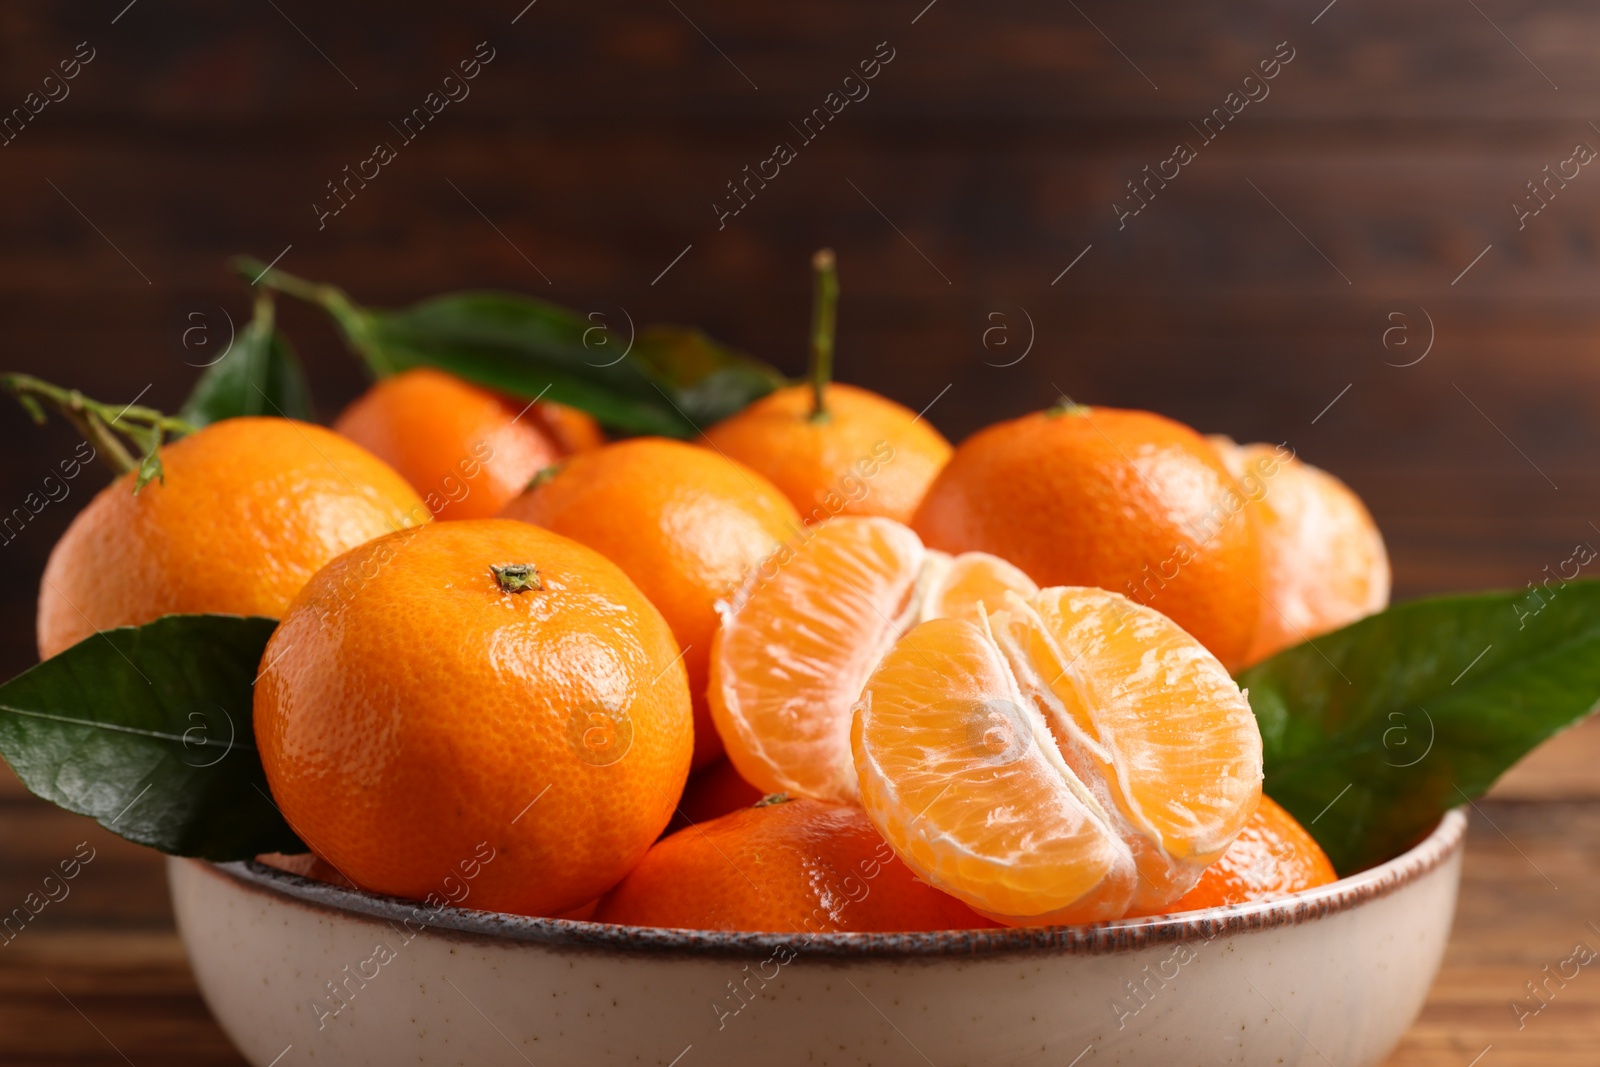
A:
170;809;1465;1067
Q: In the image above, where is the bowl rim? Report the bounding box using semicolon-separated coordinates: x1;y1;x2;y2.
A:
194;808;1467;961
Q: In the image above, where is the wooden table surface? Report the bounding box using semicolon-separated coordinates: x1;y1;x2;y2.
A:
0;719;1593;1066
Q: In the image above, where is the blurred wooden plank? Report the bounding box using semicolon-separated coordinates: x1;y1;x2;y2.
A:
1491;718;1600;800
8;0;1600;121
0;930;245;1065
1384;802;1600;1065
0;798;245;1064
0;795;178;921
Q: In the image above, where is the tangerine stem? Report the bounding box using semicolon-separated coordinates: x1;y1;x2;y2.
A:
808;248;838;422
0;373;197;476
490;563;543;593
232;256;390;377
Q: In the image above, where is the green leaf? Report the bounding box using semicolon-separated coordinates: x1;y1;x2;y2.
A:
179;309;313;427
630;325;788;429
0;615;304;860
236;259;785;437
355;292;702;436
1242;581;1600;874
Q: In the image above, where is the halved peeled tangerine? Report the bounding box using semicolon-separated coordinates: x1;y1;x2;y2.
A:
851;586;1263;924
708;516;1037;804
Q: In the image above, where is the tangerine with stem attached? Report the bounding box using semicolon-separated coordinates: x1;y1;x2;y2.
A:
703;250;953;525
25;398;428;660
255;519;693;918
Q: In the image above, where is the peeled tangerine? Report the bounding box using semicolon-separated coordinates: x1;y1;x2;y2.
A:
851;586;1263;925
708;516;1038;804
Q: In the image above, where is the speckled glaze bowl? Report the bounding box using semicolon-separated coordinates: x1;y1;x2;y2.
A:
170;809;1465;1067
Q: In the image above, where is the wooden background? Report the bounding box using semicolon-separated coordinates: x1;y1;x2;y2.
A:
2;0;1600;1063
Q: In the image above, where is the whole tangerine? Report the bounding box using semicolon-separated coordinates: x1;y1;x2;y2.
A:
254;519;693;918
499;437;800;769
334;367;603;522
1210;437;1390;666
672;758;765;830
702;251;951;524
594;795;996;933
912;405;1262;670
703;383;951;526
1133;795;1336;914
37;416;427;660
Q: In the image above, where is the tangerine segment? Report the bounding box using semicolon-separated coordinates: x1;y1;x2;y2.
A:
708;516;1038;804
853;589;1263;925
710;518;925;802
992;588;1262;912
919;551;1038;627
851;616;1137;924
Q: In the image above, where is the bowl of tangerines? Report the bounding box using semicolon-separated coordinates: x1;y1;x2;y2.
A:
2;252;1596;1067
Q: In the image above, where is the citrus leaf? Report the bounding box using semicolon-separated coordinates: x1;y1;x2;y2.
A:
0;614;304;860
236;259;786;437
179;327;313;426
630;325;788;429
1241;581;1600;874
353;292;701;436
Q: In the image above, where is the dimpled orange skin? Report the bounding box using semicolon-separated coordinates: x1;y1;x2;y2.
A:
254;519;692;919
499;438;801;769
36;417;427;661
334;367;603;522
912;407;1262;670
1133;796;1336;915
702;383;953;525
594;797;998;933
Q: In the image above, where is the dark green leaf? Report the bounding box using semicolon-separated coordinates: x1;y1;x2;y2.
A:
1242;581;1600;874
239;258;787;437
179;323;313;427
353;293;702;436
630;325;787;429
0;615;304;860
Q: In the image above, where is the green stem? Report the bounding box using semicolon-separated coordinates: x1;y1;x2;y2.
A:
0;374;198;478
250;286;276;337
1046;395;1089;418
808;248;838;422
231;256;391;376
